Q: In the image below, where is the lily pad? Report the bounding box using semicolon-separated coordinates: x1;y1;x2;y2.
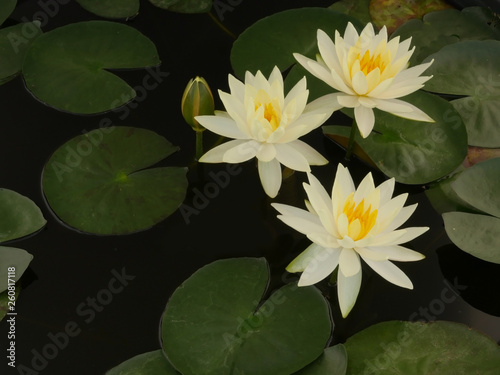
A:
0;188;46;243
161;257;332;375
369;0;452;33
149;0;212;13
424;173;477;215
0;0;16;26
76;0;139;19
0;22;42;85
392;7;500;65
423;40;500;147
329;0;371;25
0;285;19;322
22;21;160;114
106;350;179;375
443;212;500;264
295;344;347;375
231;8;360;78
0;247;33;293
345;320;500;374
42;127;188;235
323;91;468;184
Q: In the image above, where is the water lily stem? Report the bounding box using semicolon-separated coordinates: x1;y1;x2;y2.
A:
196;131;204;161
345;121;357;161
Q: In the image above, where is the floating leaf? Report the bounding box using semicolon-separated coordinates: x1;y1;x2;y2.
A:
323;91;468;184
76;0;139;19
0;0;16;26
345;320;500;374
42;127;188;235
0;188;46;243
424;174;477;215
392;8;500;65
329;0;371;25
450;158;500;218
0;22;42;85
231;8;360;78
423;40;500;147
106;350;179;375
444;212;500;264
149;0;212;13
0;247;33;293
295;344;347;375
161;258;332;375
370;0;452;33
0;285;19;322
22;21;160;114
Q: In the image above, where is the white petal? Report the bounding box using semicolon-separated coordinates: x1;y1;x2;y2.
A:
367;245;424;262
223;139;260;163
298;249;340;286
256;143;277;162
352;71;368;95
337;95;360;108
317;29;343;74
363;258;414;289
378;178;395;205
195;115;248;139
375;193;408;233
337;267;362;318
354;106;375;138
258;158;282;198
286;243;326;273
331;163;355;208
228;74;245;100
382;204;418;233
199;139;254;163
287;140;328;166
307;232;340;249
274;210;326;237
353;172;375;204
390;227;429;245
305;173;334;218
355;246;388;261
274;143;311;172
343;22;360;46
339;248;361;277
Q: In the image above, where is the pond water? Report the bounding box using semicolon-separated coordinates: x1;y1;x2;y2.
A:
1;0;500;374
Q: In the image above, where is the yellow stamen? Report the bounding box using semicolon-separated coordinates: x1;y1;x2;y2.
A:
254;89;281;131
342;193;378;240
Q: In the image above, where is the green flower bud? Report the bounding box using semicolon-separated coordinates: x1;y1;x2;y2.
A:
181;76;214;132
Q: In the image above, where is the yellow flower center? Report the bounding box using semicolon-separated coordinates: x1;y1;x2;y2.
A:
254;89;281;131
342;193;378;241
357;50;388;76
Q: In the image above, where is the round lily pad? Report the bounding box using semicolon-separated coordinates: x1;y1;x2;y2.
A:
423;40;500;147
323;90;468;184
106;350;179;375
0;247;33;293
76;0;139;19
22;21;160;114
295;344;347;375
0;0;16;26
149;0;212;13
230;8;360;78
42;127;188;235
0;188;46;243
161;257;332;375
345;320;500;375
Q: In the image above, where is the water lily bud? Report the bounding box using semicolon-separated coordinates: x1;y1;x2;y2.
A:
181;76;214;132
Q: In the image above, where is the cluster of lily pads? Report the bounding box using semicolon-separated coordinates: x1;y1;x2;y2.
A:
2;0;500;374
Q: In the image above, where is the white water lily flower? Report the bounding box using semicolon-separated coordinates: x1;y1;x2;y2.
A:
294;23;434;138
196;66;340;198
272;164;428;317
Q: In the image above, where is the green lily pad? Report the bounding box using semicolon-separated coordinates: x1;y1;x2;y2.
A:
295;344;347;375
42;127;188;235
149;0;212;13
231;8;360;78
424;174;477;215
450;158;500;218
22;21;160;114
323;91;468;184
161;258;332;375
106;350;179;375
423;40;500;147
369;0;452;34
345;320;500;374
329;0;371;25
0;188;46;243
0;22;42;85
0;285;19;322
0;0;16;26
392;7;500;66
76;0;139;19
0;247;33;293
444;212;500;264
